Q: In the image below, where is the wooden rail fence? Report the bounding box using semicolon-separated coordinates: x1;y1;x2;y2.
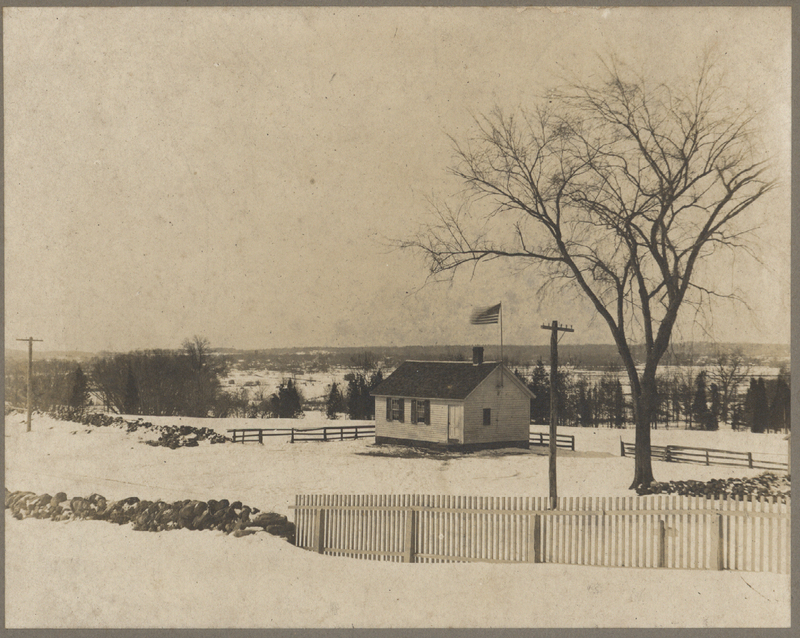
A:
228;424;376;444
620;440;788;472
530;432;575;451
229;426;573;450
293;493;790;573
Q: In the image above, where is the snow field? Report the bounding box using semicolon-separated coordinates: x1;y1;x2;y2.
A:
4;411;791;627
6;513;788;628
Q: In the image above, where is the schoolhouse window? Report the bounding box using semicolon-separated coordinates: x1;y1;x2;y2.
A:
391;398;404;423
483;408;491;426
411;399;430;425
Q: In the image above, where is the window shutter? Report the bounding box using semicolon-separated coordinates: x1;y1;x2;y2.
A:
411;399;417;424
386;397;392;422
398;398;404;423
424;400;431;425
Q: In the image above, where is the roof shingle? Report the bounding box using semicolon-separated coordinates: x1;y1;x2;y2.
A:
370;360;503;400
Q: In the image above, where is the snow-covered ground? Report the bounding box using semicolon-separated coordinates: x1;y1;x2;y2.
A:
5;411;790;628
222;367;355;403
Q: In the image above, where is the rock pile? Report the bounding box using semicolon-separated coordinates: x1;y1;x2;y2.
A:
50;409;229;448
142;424;227;448
5;489;295;543
637;472;790;501
81;412;127;428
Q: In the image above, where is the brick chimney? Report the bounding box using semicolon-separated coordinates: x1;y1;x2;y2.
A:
472;346;484;366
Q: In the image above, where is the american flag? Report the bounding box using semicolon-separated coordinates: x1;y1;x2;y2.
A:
470;303;501;325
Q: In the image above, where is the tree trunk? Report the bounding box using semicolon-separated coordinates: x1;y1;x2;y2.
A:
629;372;657;489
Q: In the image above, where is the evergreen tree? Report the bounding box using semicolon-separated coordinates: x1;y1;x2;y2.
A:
745;377;769;433
269;378;304;418
755;377;769;434
743;378;756;431
769;374;790;432
326;382;345;420
691;371;710;430
527;359;550;425
612;380;625;428
344;370;383;420
654;376;672;429
555;368;575;426
576;378;592;427
345;374;361;420
366;369;383;419
590;386;600;428
707;382;720;431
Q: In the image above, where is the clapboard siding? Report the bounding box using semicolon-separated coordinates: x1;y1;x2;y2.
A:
375;397;451;443
464;367;530;444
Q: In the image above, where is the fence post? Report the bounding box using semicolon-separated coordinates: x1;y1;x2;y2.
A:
403;508;417;563
528;514;542;563
258;430;263;445
620;438;625;457
291;428;295;444
658;520;666;567
710;513;724;570
313;508;326;554
747;452;753;469
665;446;672;463
323;428;328;442
705;450;709;466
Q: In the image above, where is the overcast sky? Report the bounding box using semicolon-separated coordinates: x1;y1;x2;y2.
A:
4;6;791;353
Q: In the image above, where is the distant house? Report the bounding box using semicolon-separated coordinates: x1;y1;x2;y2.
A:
371;347;533;450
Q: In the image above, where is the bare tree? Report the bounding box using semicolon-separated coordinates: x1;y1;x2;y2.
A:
709;348;751;424
404;55;774;488
182;336;225;417
183;335;211;371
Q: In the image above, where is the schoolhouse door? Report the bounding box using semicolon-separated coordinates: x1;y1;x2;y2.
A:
447;405;463;443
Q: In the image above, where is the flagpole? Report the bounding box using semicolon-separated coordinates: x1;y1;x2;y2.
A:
499;302;504;386
499;302;503;365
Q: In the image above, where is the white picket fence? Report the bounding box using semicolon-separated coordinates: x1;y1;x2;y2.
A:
293;494;790;573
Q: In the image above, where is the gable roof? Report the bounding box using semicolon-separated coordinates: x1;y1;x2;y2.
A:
371;360;526;401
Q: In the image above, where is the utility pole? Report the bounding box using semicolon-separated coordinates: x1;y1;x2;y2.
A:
16;337;43;432
540;321;573;508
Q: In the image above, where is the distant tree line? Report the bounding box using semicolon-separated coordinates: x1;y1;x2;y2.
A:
6;343;788;432
215;343;790;376
90;337;225;417
515;359;789;433
5;336;307;420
